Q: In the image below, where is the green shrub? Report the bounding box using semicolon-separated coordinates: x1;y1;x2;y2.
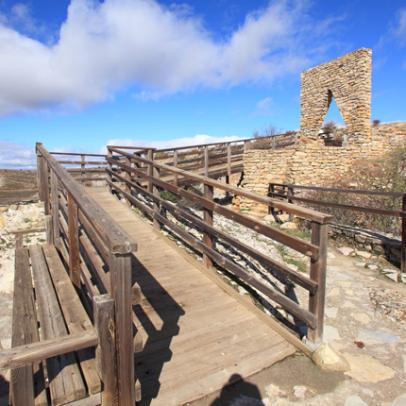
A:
160;190;179;203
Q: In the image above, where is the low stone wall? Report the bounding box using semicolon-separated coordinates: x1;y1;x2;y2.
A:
241;122;406;215
329;225;401;266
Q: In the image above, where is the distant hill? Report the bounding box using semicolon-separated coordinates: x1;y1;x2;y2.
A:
0;169;38;205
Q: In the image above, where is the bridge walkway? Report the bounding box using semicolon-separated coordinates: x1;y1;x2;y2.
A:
87;186;296;405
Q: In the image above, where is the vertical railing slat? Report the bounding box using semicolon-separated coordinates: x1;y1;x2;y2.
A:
308;222;328;343
153;163;161;230
94;294;119;406
67;192;81;288
50;170;59;245
147;149;154;194
109;253;135;406
203;146;214;268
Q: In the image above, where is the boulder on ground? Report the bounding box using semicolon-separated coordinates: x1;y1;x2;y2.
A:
280;221;298;230
312;343;349;372
338;246;354;256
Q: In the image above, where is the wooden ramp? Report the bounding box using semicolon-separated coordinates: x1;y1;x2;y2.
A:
87;187;296;405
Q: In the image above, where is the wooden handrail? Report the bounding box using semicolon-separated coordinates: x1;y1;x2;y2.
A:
0;332;97;370
49;151;107;157
270;182;406;276
108;170;318;293
107;145;330;342
107;163;319;258
37;143;137;404
154;132;292;153
108;147;332;224
270;182;404;198
36;143;136;254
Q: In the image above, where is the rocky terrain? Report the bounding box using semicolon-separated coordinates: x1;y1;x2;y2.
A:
162;207;406;406
0;198;405;405
0;201;45;404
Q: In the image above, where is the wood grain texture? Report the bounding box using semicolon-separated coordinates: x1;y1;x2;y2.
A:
29;245;87;405
94;295;119;406
11;248;36;406
87;187;297;406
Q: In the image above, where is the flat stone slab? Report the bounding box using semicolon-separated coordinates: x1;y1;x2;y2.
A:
356;329;401;345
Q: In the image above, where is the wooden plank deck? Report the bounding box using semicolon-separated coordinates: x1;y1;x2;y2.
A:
87;187;296;406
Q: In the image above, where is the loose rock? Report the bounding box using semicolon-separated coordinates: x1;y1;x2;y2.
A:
338;246;354;256
344;395;368;406
312;343;349;371
356;250;372;259
343;353;396;383
280;222;298;230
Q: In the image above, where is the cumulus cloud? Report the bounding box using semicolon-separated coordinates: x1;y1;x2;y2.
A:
0;0;336;115
0;141;36;168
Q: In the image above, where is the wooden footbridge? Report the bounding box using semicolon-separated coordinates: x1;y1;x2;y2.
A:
0;138;330;406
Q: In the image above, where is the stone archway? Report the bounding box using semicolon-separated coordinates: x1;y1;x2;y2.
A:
300;48;372;141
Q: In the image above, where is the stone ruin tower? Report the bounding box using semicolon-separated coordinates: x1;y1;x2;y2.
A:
300;48;372;141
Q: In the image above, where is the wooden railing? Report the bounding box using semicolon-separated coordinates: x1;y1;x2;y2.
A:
36;143;137;405
269;182;406;274
151;132;297;183
107;146;332;343
49;151;108;183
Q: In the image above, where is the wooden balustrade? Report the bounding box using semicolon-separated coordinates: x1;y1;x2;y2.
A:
269;182;406;275
107;145;332;343
35;143;137;405
48;151;109;183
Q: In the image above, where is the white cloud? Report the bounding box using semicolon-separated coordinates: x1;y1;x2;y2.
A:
255;96;273;115
0;135;246;168
0;0;337;115
394;8;406;45
0;141;36;168
103;134;243;153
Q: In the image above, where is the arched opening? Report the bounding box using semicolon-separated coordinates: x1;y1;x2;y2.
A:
320;90;346;146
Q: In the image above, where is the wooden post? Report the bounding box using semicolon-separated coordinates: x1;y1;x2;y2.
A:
67;192;81;288
226;143;231;185
123;156;132;206
109;254;135;406
308;222;328;343
401;194;406;276
269;184;276;217
50;170;60;245
107;148;113;194
80;154;85;183
147;149;154;194
45;214;53;245
36;153;45;202
203;146;214;268
37;154;50;215
173;150;178;186
153;164;161;230
287;186;294;221
93;294;119;406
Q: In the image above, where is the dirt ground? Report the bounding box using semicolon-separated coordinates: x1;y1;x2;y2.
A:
0;170;38;205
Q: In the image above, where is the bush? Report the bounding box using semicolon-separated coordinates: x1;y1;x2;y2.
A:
304;144;406;236
160;190;179;203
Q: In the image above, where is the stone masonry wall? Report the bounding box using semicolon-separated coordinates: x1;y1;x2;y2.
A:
241;122;406;214
300;48;371;142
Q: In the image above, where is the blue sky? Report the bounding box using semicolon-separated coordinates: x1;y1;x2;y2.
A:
0;0;405;167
